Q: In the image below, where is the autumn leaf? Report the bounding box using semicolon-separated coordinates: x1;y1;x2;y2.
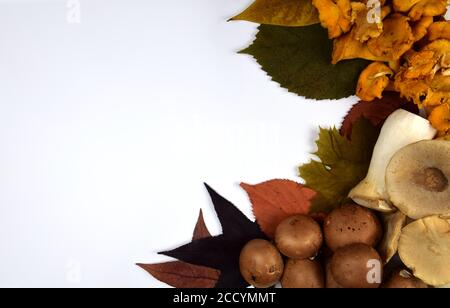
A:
192;209;211;240
230;0;319;27
299;119;379;213
240;179;316;238
240;24;370;100
137;262;220;288
138;210;220;288
160;184;266;288
340;92;418;139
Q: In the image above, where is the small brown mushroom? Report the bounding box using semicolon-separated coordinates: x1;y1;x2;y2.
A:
275;214;323;259
398;216;450;286
386;140;450;219
331;243;383;288
356;62;393;101
325;259;343;288
239;239;284;288
324;204;382;251
281;259;324;288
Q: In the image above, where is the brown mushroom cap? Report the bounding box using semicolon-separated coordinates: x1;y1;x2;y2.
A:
386;140;450;219
398;216;450;286
324;204;382;251
325;259;343;288
281;259;324;288
331;243;383;288
239;239;284;288
275;215;323;259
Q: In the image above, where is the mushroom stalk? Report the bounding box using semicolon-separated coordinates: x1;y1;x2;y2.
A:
349;109;436;212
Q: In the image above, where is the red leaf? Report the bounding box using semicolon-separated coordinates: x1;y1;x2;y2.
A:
340;92;417;139
240;179;316;238
137;262;220;288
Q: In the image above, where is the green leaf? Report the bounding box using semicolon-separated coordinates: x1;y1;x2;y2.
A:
299;120;379;213
230;0;319;27
241;24;370;100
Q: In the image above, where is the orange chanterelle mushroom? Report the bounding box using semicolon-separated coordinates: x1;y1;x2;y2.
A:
312;0;353;39
311;0;450;135
393;0;447;21
429;103;450;136
357;62;394;101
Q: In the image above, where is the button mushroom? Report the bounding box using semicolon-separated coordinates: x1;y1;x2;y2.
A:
349;109;436;213
398;215;450;286
386;140;450;219
356;62;393;101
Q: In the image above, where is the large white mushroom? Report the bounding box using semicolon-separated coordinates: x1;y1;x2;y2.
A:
349;109;436;212
398;216;450;287
386;140;450;219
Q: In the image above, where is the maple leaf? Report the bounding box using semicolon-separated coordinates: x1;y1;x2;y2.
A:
240;179;316;238
240;24;370;100
160;184;266;288
230;0;319;27
340;92;418;139
299;119;379;213
137;210;220;288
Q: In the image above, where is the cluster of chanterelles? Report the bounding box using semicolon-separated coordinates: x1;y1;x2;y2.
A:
312;0;450;136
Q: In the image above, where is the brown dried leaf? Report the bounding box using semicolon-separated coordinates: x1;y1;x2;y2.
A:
139;209;220;288
192;209;211;240
137;262;220;288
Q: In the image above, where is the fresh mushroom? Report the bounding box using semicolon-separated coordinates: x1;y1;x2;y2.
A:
378;211;407;264
349;109;436;212
386;140;450;219
398;215;450;286
356;62;393;101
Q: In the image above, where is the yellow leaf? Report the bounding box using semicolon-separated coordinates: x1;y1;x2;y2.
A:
230;0;320;27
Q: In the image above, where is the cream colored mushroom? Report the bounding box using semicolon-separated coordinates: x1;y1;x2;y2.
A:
349;109;436;212
386;140;450;219
398;216;450;286
378;211;406;264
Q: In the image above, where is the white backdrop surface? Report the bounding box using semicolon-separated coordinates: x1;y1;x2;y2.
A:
0;0;356;287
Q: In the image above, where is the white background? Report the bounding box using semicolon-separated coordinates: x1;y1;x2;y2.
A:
0;0;356;287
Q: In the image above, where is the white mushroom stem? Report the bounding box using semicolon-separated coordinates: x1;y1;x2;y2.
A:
349;109;437;212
